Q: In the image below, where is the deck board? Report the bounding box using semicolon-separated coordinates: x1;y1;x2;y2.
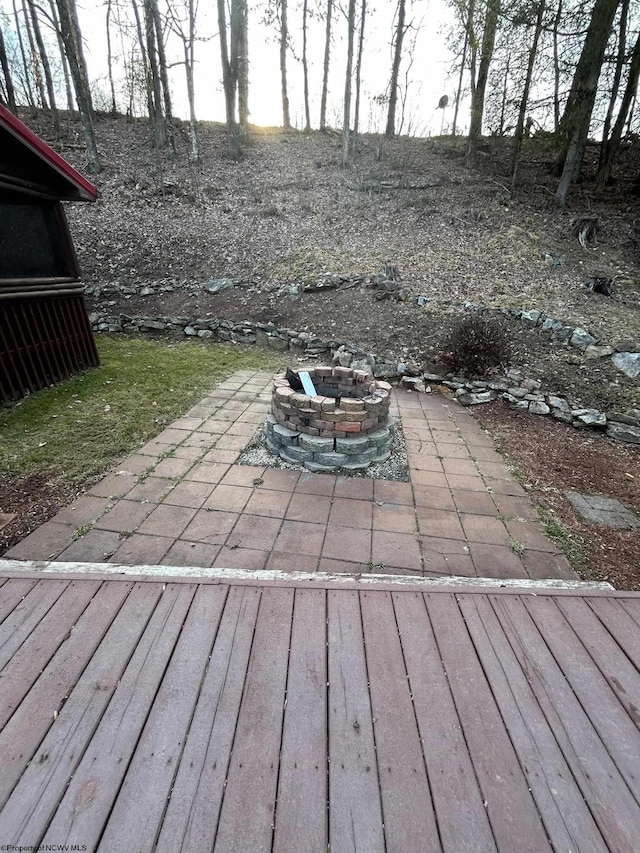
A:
0;579;68;670
586;595;640;671
155;584;262;853
273;589;328;853
393;591;496;853
214;587;294;853
491;594;640;851
0;580;100;728
44;583;197;851
0;577;37;623
97;584;221;853
0;582;132;806
459;594;607;852
425;593;552;852
360;590;440;851
1;572;639;851
0;582;168;843
328;589;386;853
554;597;640;751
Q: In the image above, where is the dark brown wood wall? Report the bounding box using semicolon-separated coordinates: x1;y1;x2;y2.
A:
0;292;99;403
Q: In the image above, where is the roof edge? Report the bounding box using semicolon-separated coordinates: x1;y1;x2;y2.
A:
0;105;98;202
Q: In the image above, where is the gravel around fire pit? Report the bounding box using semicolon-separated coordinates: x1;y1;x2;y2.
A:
236;417;410;481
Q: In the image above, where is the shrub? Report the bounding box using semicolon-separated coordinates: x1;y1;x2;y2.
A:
440;314;512;376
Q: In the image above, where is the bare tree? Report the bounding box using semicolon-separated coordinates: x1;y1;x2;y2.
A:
596;26;640;185
131;0;156;124
510;0;546;192
555;0;621;205
217;0;241;157
144;0;165;146
465;0;501;166
26;0;60;132
13;0;37;113
106;0;118;115
352;0;366;147
551;0;562;131
385;0;406;138
22;0;48;108
228;0;248;136
452;0;474;136
598;0;629;166
319;0;332;129
0;19;18;113
48;0;73;111
56;0;101;171
149;0;176;152
301;0;310;131
167;0;200;159
279;0;290;128
342;0;356;166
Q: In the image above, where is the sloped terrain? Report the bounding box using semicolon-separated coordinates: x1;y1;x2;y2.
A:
4;112;639;584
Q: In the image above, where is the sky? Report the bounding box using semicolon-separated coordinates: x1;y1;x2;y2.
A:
1;0;461;136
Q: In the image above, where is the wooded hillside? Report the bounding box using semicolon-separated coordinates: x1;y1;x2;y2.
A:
0;0;639;203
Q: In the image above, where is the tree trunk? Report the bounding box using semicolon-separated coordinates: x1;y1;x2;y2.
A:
465;0;501;166
183;41;198;160
143;0;165;147
385;0;406;139
552;0;562;131
511;0;546;192
279;0;290;128
0;21;18;113
13;0;37;113
353;0;366;148
302;0;311;131
319;0;332;129
131;0;155;124
625;89;636;135
596;27;640;185
598;0;629;168
231;0;248;136
186;0;199;159
150;0;175;153
498;50;510;135
49;0;74;111
452;13;471;137
555;0;621;205
106;0;118;115
342;0;356;166
27;0;60;133
217;0;241;158
56;0;100;172
166;0;200;156
22;0;48;109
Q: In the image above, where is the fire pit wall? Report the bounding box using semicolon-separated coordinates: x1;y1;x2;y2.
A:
266;366;394;472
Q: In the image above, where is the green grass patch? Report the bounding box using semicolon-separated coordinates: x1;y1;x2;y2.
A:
0;335;282;488
534;502;594;579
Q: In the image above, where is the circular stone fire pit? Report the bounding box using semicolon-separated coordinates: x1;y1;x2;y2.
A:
265;366;394;472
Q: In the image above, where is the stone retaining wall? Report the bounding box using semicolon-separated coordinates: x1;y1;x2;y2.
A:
87;310;639;445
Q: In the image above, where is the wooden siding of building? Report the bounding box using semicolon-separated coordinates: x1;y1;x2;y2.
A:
0;290;99;403
0;572;639;851
1;107;99;403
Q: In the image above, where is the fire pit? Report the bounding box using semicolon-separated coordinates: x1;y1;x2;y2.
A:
265;366;394;472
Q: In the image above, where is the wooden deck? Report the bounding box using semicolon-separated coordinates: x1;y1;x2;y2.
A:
1;571;639;851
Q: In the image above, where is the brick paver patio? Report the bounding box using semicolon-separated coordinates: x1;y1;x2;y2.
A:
6;370;577;580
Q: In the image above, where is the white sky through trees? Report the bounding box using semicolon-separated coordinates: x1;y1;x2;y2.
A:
0;0;457;134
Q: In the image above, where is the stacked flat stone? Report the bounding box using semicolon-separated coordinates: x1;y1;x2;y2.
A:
271;366;391;437
267;367;393;471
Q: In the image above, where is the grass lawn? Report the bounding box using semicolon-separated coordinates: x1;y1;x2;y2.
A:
0;335;283;488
